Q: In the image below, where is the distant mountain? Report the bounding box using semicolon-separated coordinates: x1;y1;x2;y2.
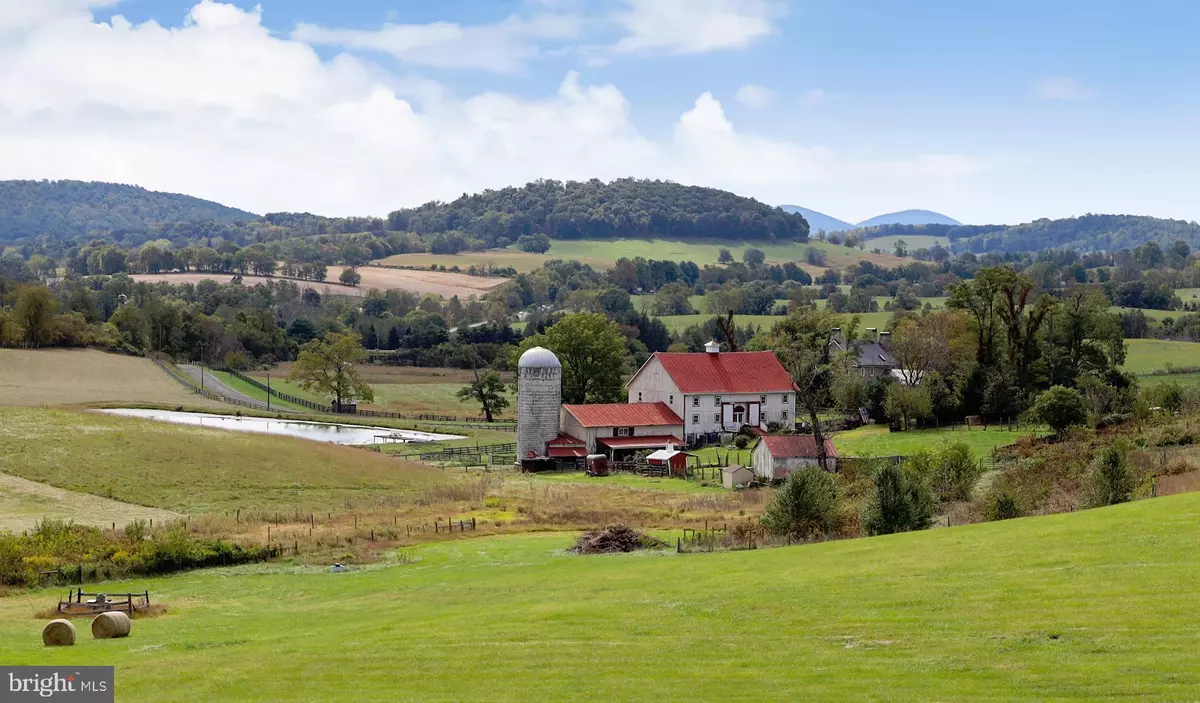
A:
778;205;961;232
854;209;961;228
950;214;1200;253
779;205;852;234
0;180;256;244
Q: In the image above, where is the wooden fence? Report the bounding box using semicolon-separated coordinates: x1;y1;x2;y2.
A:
150;356;272;412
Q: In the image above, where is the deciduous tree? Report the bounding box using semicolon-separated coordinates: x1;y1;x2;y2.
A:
289;333;375;408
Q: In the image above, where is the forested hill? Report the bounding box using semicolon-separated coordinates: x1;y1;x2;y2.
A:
385;178;809;245
844;214;1200;253
0;180;256;244
950;214;1200;253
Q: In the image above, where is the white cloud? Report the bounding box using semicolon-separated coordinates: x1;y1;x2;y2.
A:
294;11;579;74
1036;76;1091;101
734;83;773;109
611;0;785;54
0;2;986;221
799;88;826;107
0;0;118;33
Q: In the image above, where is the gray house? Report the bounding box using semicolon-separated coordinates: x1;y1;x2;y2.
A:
829;327;896;379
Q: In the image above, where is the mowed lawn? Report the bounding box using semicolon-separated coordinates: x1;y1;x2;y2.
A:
0;408;443;514
1123;339;1200;375
4;494;1200;700
832;424;1046;460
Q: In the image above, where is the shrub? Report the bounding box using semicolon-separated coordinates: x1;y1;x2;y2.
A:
862;462;934;535
1031;386;1091;436
1088;441;1136;507
761;467;840;539
983;485;1024;521
733;435;751;449
932;442;982;502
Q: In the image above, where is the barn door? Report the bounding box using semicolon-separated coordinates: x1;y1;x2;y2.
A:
722;404;733;430
749;403;760;426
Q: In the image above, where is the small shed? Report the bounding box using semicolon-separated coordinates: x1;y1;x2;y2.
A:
752;435;839;480
722;465;754;490
646;448;692;476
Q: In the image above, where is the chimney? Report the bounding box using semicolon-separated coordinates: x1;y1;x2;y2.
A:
866;328;878;342
704;340;720;354
879;331;891;348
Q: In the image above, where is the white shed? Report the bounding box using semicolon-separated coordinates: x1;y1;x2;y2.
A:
752;435;839;480
721;465;754;490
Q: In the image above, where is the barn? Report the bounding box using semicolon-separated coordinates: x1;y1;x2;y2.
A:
559;403;684;457
752;435;839;480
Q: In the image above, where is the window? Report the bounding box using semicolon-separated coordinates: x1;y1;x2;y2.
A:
782;394;789;404
714;413;721;423
760;395;767;404
733;409;745;425
692;414;700;424
669;395;674;405
715;396;722;405
617;427;632;437
782;410;788;420
692;397;700;407
638;392;643;402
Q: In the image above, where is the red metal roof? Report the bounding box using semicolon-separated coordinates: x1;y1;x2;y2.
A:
547;433;585;446
760;435;839;459
562;402;683;428
598;435;684;449
547;446;588;458
648;351;795;394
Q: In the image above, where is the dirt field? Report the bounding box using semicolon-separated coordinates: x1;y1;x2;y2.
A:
0;349;220;407
0;473;183;532
130;266;506;299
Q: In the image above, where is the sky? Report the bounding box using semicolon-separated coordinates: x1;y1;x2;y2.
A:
1;0;1199;225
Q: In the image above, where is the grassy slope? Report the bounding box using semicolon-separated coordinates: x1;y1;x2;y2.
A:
207;370;313;413
0;348;222;408
863;234;949;252
0;408;443;514
832;424;1047;460
1122;339;1200;375
376;237;908;273
4;494;1200;700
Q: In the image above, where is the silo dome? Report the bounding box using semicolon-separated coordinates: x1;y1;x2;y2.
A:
517;346;562;461
519;346;561;369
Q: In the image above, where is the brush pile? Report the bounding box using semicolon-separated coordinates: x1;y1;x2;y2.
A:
571;524;667;554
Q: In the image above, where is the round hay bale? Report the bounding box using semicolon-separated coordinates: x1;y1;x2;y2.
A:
91;611;131;639
42;619;76;647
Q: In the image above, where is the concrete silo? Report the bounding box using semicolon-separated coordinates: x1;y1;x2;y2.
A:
517;346;562;461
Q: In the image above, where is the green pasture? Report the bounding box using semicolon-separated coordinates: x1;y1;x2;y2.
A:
1110;306;1180;321
831;423;1047;460
208;370;313;413
528;471;723;494
376;237;906;273
862;233;949;252
1122;339;1200;375
1140;372;1200;388
4;494;1200;700
0;407;442;514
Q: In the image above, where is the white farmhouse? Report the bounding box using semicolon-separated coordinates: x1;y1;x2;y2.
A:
625;342;797;445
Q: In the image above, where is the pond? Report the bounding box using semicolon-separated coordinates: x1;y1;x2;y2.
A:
98;409;463;445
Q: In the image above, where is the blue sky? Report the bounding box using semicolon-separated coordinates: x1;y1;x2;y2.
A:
3;0;1199;224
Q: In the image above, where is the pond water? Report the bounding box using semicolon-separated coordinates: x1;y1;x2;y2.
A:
98;409;463;445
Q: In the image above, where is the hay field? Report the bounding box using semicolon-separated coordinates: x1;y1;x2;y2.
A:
130;266;505;299
3;494;1200;700
0;407;444;514
0;349;218;408
0;473;182;533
